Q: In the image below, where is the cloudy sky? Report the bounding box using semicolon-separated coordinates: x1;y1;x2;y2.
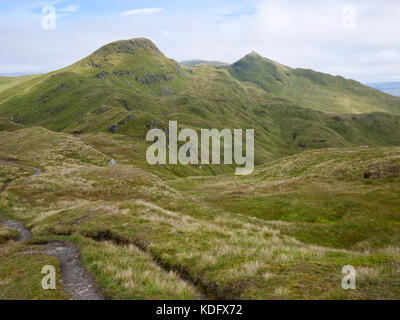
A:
0;0;399;83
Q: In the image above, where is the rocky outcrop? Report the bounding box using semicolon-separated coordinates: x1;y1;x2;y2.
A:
109;124;119;133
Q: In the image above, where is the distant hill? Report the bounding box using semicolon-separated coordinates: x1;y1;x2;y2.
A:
225;52;400;114
180;60;229;67
0;75;40;93
0;38;399;166
366;82;400;97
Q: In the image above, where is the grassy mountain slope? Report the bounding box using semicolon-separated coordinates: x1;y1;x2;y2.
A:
1;38;400;300
180;60;229;67
0;38;399;168
0;75;40;94
226;52;400;114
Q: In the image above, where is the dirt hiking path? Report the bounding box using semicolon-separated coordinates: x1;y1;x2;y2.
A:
0;161;105;300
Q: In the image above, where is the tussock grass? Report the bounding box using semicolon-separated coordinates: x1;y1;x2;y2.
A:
0;227;19;244
1;39;400;300
0;130;400;299
69;235;199;300
273;287;290;299
357;267;383;285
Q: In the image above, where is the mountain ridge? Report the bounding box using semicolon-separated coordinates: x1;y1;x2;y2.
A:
225;51;400;114
0;38;399;169
180;60;229;67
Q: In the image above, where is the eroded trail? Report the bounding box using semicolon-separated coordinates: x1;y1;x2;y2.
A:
43;242;105;300
0;161;105;300
0;160;42;176
2;219;31;241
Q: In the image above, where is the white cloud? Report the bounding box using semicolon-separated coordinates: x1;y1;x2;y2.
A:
59;5;80;13
121;8;163;16
38;0;63;6
162;0;400;82
1;0;400;83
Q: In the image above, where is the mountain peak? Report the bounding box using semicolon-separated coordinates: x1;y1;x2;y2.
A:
94;37;162;57
69;37;179;76
247;51;262;57
234;51;285;70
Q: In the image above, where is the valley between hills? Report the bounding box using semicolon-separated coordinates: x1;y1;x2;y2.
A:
0;38;400;300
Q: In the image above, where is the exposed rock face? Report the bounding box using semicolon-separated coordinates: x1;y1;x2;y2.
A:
113;70;136;77
109;124;119;133
135;73;175;85
51;84;66;93
38;95;49;103
95;71;109;79
120;99;132;111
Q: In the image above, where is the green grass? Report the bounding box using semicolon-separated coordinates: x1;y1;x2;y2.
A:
0;242;67;300
226;52;400;114
0;39;400;168
0;118;23;131
180;60;229;67
0;128;399;299
0;38;400;300
169;147;400;250
0;75;40;94
29;234;199;300
0;227;19;244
